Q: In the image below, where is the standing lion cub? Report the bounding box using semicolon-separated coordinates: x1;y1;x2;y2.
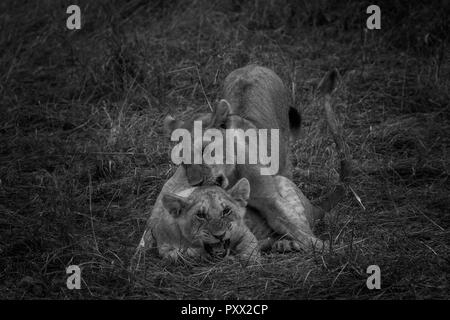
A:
133;168;260;266
163;65;349;252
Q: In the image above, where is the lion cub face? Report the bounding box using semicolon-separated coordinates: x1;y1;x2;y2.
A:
161;178;250;252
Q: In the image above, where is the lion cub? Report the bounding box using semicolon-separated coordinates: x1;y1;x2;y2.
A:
137;178;260;265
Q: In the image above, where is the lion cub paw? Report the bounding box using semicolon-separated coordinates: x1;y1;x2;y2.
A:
272;239;303;253
310;239;326;253
272;238;329;253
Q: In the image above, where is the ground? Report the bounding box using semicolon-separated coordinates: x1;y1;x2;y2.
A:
0;0;449;299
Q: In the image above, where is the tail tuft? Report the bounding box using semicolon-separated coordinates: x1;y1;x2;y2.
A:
288;107;302;138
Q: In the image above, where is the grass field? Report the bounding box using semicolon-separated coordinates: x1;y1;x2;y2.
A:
0;0;449;299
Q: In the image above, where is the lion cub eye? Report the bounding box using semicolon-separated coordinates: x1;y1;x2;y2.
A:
196;211;207;220
222;206;232;217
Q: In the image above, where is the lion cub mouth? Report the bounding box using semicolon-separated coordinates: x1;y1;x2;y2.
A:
204;238;231;258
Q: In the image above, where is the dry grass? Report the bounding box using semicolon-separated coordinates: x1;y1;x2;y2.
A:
0;0;449;299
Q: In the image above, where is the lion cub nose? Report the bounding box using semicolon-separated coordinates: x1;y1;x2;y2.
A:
213;232;226;241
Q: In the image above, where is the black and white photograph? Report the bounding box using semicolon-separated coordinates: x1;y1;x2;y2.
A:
0;0;449;303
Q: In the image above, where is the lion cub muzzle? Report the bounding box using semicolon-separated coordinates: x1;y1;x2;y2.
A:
204;238;231;258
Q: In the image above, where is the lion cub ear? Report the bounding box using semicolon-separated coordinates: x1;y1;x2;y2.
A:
161;193;189;217
228;178;250;207
163;115;184;136
212;99;231;128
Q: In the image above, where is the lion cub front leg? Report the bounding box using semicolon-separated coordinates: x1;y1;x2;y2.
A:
244;174;324;253
250;197;325;253
230;225;261;265
158;243;203;263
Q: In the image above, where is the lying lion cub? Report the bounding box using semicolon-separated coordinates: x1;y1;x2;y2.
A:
134;170;260;265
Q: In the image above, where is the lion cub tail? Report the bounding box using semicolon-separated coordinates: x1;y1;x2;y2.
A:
313;69;351;214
